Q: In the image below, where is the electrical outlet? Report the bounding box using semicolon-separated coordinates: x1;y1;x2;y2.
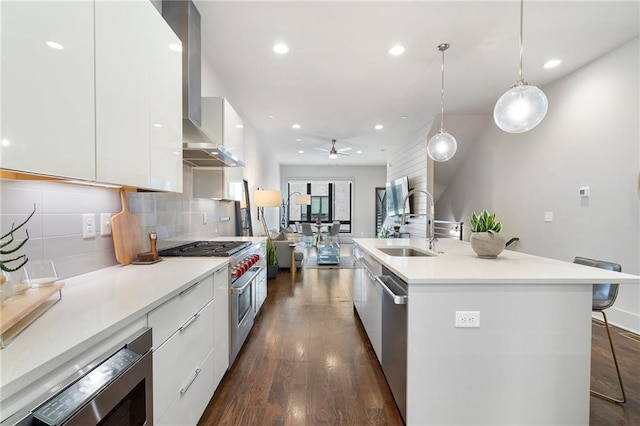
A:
100;213;112;236
544;212;553;222
202;212;208;225
82;214;96;239
455;311;480;328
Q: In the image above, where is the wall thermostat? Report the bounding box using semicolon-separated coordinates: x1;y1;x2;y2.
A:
578;187;590;197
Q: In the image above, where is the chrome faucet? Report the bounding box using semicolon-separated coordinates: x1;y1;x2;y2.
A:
401;189;436;250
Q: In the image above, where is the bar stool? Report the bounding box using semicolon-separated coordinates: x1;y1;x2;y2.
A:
573;256;626;404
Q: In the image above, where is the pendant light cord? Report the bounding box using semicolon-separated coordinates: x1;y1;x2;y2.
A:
518;0;524;83
437;43;449;132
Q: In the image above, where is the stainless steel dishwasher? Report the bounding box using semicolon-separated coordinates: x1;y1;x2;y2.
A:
376;266;408;423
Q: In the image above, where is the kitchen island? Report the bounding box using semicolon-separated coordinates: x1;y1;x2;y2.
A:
353;238;640;425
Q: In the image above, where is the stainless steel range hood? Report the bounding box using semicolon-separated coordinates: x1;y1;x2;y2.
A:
162;0;244;168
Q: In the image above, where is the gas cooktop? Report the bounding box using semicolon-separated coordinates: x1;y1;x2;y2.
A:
157;241;251;257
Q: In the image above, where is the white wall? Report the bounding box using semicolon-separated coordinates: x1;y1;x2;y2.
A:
280;165;387;240
437;38;640;333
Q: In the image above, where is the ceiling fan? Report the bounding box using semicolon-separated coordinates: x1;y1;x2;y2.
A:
315;139;351;159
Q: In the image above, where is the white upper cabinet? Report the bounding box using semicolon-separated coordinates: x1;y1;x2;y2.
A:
0;1;96;180
95;0;182;191
149;8;183;192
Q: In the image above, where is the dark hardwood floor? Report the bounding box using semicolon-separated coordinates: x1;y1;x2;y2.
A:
199;261;640;425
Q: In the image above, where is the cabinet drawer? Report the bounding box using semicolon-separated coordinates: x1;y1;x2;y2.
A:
153;299;214;422
148;274;213;347
155;345;216;426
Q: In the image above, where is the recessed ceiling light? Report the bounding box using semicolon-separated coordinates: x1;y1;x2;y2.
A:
169;43;182;52
356;150;363;154
152;123;162;128
388;45;405;56
375;124;384;130
235;124;244;129
543;59;562;69
268;114;274;118
273;43;289;54
295;138;302;142
298;150;304;154
401;115;408;119
292;123;301;129
46;41;64;50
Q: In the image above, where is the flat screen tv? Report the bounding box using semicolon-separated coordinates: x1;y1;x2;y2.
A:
386;176;410;217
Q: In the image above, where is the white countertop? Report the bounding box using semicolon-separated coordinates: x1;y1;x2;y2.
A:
0;236;265;411
353;238;640;285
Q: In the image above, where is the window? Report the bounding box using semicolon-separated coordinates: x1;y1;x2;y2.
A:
286;179;352;233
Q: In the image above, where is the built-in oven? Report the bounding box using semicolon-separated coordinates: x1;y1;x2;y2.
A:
10;328;153;426
229;264;263;366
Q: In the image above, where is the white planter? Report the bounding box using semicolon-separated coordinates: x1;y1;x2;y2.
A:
470;232;506;258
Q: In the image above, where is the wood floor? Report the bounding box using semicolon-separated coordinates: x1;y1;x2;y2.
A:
199;255;640;425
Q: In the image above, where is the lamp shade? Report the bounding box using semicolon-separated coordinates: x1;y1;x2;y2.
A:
255;189;281;207
295;194;311;205
494;84;548;133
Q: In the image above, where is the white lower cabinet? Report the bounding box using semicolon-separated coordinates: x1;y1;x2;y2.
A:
212;266;229;389
353;243;382;363
156;346;215;426
148;271;221;425
153;300;215;424
255;268;267;314
362;266;382;362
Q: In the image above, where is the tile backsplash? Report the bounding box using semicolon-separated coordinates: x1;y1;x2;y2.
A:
1;168;238;280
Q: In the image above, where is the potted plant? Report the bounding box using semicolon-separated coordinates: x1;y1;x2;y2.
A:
265;238;278;279
469;210;506;258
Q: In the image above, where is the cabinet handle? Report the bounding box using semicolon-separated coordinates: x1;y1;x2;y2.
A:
179;368;201;395
179;312;200;332
179;281;199;296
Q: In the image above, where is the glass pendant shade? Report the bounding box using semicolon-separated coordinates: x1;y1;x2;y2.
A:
494;83;548;133
427;131;457;162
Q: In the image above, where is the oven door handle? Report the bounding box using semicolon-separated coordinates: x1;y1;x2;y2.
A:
231;278;252;295
231;267;263;295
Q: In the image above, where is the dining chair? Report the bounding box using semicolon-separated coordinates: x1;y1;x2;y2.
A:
573;256;626;404
326;221;341;245
300;223;315;247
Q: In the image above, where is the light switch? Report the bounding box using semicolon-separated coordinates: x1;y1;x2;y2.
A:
544;212;553;222
100;213;112;236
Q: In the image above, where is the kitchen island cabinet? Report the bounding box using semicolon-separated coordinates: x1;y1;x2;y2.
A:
353;243;382;362
353;238;640;425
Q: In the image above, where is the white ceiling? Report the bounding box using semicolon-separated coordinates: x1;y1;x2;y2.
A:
194;0;639;172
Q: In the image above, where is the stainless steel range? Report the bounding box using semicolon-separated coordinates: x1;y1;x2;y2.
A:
158;240;264;366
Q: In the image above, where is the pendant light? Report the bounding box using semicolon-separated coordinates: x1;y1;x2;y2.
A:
427;43;457;162
494;0;548;133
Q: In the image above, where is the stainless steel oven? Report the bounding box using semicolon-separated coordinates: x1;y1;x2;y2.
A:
229;265;263;366
11;328;153;426
157;240;264;368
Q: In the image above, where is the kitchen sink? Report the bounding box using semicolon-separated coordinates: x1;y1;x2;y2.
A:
377;247;435;257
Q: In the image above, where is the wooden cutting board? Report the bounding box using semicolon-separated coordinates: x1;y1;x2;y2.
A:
112;189;143;265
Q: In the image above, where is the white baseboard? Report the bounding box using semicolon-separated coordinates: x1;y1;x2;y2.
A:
595;307;640;335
